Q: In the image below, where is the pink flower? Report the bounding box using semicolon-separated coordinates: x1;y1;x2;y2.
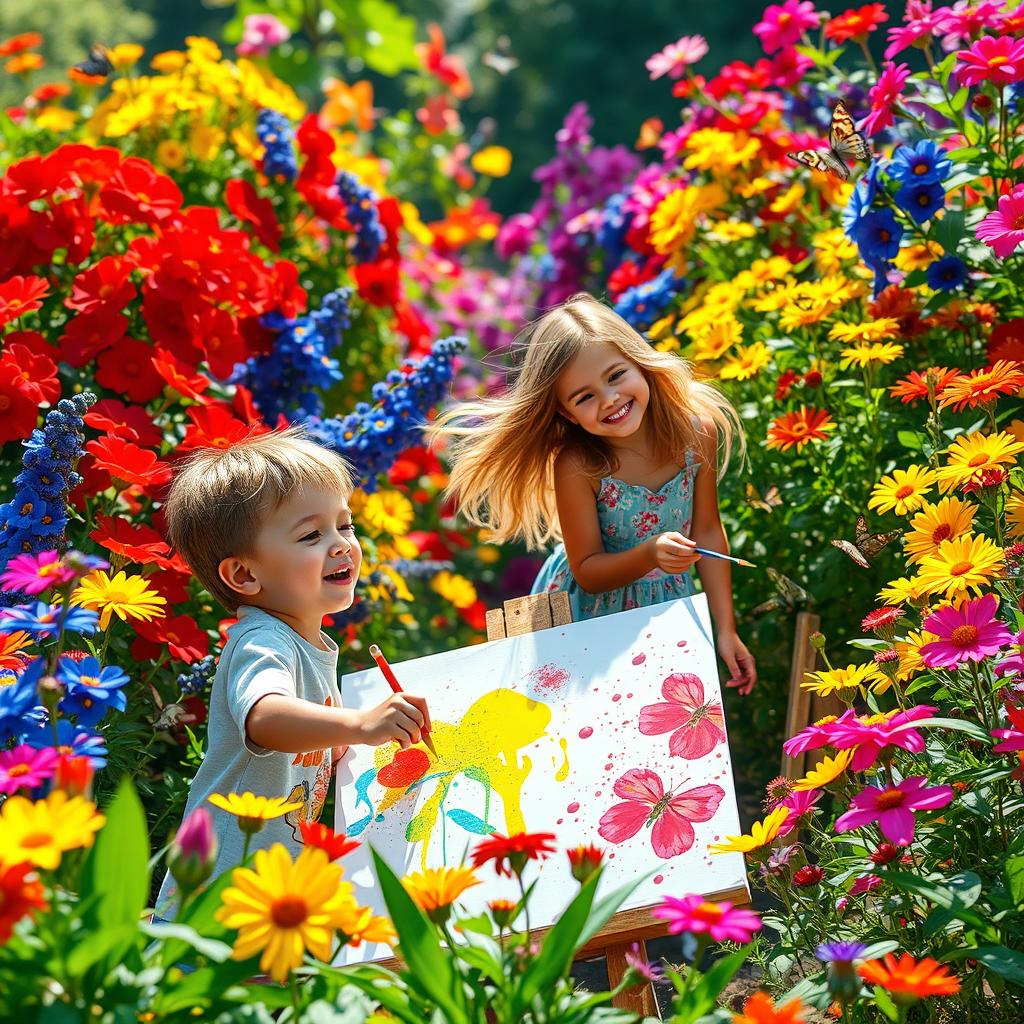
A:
977;184;1024;259
777;788;821;837
653;893;763;942
0;745;59;795
955;35;1024;87
920;593;1013;668
849;873;883;896
782;710;853;757
236;14;291;57
937;2;1005;50
638;673;726;759
0;551;78;595
884;2;947;59
836;777;955;845
753;1;821;54
992;704;1024;752
646;35;709;79
863;61;910;136
828;705;937;771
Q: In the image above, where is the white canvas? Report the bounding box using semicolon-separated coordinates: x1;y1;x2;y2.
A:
334;593;748;965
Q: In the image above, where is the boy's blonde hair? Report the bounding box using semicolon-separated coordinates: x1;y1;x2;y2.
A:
164;426;354;612
429;293;744;551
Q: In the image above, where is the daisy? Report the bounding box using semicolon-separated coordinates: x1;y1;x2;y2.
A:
915;533;1005;598
792;749;856;792
894;628;938;683
976;184;1024;260
839;341;905;369
645;35;709;79
904;498;976;563
1007;491;1024;539
867;465;937;516
653;893;763;940
70;570;167;630
402;865;481;923
878;575;928;607
889;367;958;404
863;61;910;136
828;705;937;770
719;342;772;381
766;407;835;452
825;4;888;44
837;777;954;845
753;0;820;53
954;36;1024;88
939;361;1024;413
708;806;788;854
0;744;59;795
937;430;1024;493
802;662;880;697
859;953;960;1000
0;790;104;870
828;318;900;343
919;593;1012;668
361;490;415;537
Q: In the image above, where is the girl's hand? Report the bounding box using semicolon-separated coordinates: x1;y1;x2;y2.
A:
650;531;701;573
718;631;756;695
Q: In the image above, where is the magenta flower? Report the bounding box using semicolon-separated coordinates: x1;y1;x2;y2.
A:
849;873;883;897
992;705;1024;752
884;2;947;60
645;35;709;79
653;893;762;942
863;61;911;136
920;593;1012;669
996;632;1024;678
836;777;955;845
638;673;726;759
937;2;1005;49
777;788;821;837
0;551;77;595
828;705;937;771
782;709;854;757
977;184;1024;260
236;14;291;57
753;0;820;54
0;744;59;794
955;36;1024;88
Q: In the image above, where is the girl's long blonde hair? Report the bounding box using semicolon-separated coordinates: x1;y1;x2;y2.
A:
428;293;745;550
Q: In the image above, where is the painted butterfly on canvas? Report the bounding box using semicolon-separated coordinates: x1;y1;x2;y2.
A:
598;768;724;859
831;514;902;569
749;567;813;618
788;101;870;181
746;482;783;513
73;44;113;79
639;673;725;760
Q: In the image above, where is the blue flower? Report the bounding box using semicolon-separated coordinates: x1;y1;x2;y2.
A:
335;171;385;262
177;654;217;695
854;208;903;266
255;109;297;182
927;255;968;291
0;662;41;743
26;718;108;768
890;140;952;186
895;179;945;224
57;656;130;727
0;602;99;639
613;268;683;330
842;161;882;241
597;192;633;269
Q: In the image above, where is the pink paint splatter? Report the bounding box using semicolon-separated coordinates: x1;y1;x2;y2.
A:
567;801;580;813
654;874;664;885
529;663;570;695
677;640;687;648
632;653;646;665
579;726;593;739
626;692;633;699
595;790;602;797
604;763;613;771
612;693;621;703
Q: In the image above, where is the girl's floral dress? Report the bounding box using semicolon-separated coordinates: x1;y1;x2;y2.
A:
531;450;699;620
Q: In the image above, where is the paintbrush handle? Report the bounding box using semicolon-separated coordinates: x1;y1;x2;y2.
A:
368;644;438;757
694;546;755;567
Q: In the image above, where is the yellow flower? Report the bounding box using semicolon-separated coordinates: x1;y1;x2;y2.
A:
839;342;905;369
768;182;805;216
867;465;938;516
335;901;397;946
216;844;356;982
156;139;187;170
431;571;478;610
705;220;758;242
151;50;187;73
828;318;900;343
709;806;787;855
649;183;726;254
937;430;1024;493
1006;491;1024;539
719;342;771;381
684;128;760;173
71;570;166;631
108;43;144;70
894;241;942;272
691;318;742;362
792;750;855;792
779;296;834;330
915;533;1005;598
904;498;976;563
733;257;792;294
402;865;481;921
400;201;434;246
471;146;512;177
802;662;879;697
208;793;303;835
813;227;858;275
189;120;225;161
35;107;78;132
0;791;104;870
894;629;938;683
362;490;415;537
878;575;928;607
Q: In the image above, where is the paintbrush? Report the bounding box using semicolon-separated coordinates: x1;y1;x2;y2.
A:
368;644;439;758
694;547;757;569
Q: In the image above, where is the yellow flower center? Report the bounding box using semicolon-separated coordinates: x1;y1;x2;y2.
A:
913;162;929;175
1015;212;1024;230
696;901;724;921
79;676;99;687
949;560;974;577
271;895;308;928
988;55;1008;67
21;831;52;849
874;790;905;811
931;523;952;543
791;423;809;436
950;625;980;647
894;485;915;499
8;763;30;777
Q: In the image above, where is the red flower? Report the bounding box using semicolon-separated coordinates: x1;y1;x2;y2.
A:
151;348;211;403
0;357;43;443
775;368;799;401
298;820;360;861
89;514;173;568
0;33;42;57
861;606;905;634
225;179;281;252
84;399;163;447
96;337;166;403
85;435;173;489
54;754;94;797
415;24;472;99
989;318;1024;365
825;4;888;44
470;831;557;877
66;256;136;315
181;404;270;451
133;613;210;664
353;259;401;308
458;599;488;632
566;843;605;883
389;446;444;485
189;307;250;380
0;862;47;942
888;367;958;405
0;274;48;327
792;864;825;887
0;342;59;405
99;157;183;227
394;300;432;355
869;842;901;865
267;260;307;320
59;309;129;367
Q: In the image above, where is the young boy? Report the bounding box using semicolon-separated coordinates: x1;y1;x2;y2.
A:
155;427;430;915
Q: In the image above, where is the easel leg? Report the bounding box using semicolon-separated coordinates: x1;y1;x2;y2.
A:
605;940;660;1019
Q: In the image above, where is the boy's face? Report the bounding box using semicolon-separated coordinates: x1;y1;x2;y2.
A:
229;484;362;638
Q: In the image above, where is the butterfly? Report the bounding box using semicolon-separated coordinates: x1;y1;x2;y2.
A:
598;768;725;859
831;514;902;569
638;673;726;760
481;38;519;76
788;101;870;181
73;44;113;79
746;482;783;513
749;567;813;618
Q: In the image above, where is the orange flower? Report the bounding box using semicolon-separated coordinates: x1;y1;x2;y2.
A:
298;820;360;861
732;991;806;1023
0;862;47;942
766;407;835;452
321;77;376;132
888;367;958;404
6;52;44;74
0;631;33;672
939;360;1024;412
858;953;960;1001
0;32;42;57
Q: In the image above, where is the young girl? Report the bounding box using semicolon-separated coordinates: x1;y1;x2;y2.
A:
431;293;756;694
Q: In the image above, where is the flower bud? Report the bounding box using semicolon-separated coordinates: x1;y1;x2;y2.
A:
54;754;94;798
869;842;900;865
488;898;518;929
809;631;826;651
168;808;218;896
38;675;64;715
566;843;604;884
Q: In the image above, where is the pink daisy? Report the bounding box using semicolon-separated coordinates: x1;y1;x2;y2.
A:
920;593;1013;668
884;2;947;60
863;61;910;136
836;777;955;845
849;873;883;896
0;744;59;795
645;35;709;80
827;705;937;770
782;709;854;757
937;1;1005;50
753;0;821;54
977;183;1024;259
776;788;821;837
653;893;763;942
995;631;1024;678
955;36;1024;88
992;704;1024;752
0;551;77;595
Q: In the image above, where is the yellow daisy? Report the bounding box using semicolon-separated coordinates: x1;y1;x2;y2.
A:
894;629;938;684
208;792;304;835
1006;491;1024;539
0;791;105;870
719;342;772;381
431;571;478;610
649;183;726;254
828;318;900;343
708;806;788;855
839;342;905;369
691;317;742;362
802;662;880;697
361;490;415;537
813;227;858;275
937;430;1024;493
402;866;481;923
733;256;793;293
878;575;929;607
335;901;397;947
915;533;1005;598
904;498;976;563
792;749;856;793
894;241;942;272
70;570;166;631
779;297;834;331
705;220;758;243
867;465;938;517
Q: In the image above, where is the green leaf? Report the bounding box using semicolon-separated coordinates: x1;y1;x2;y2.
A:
949;945;1024;985
872;986;901;1022
897;430;925;451
1004;856;1024;907
945;167;986;192
889;716;990;742
876;870;996;938
150;960;258;1014
934;209;966;254
140;920;234;962
950;87;969;113
161;871;236;968
679;947;751;1021
576;871;649;949
370;848;467;1024
65;924;138;975
947;147;980;161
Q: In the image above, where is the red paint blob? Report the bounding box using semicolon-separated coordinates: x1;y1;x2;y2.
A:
631;653;646;665
567;801;580;813
677;640;687;648
579;726;594;739
612;693;621;702
653;874;664;884
377;747;430;788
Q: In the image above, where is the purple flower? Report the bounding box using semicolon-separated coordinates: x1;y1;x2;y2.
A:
836;777;955;845
817;941;869;964
624;941;664;982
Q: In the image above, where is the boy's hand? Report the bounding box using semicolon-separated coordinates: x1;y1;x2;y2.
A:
357;693;432;749
718;631;756;695
650;532;701;573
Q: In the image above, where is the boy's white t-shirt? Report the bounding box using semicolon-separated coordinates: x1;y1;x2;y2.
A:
156;605;341;917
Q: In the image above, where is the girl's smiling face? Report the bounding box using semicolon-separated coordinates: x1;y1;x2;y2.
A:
555;340;651;439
